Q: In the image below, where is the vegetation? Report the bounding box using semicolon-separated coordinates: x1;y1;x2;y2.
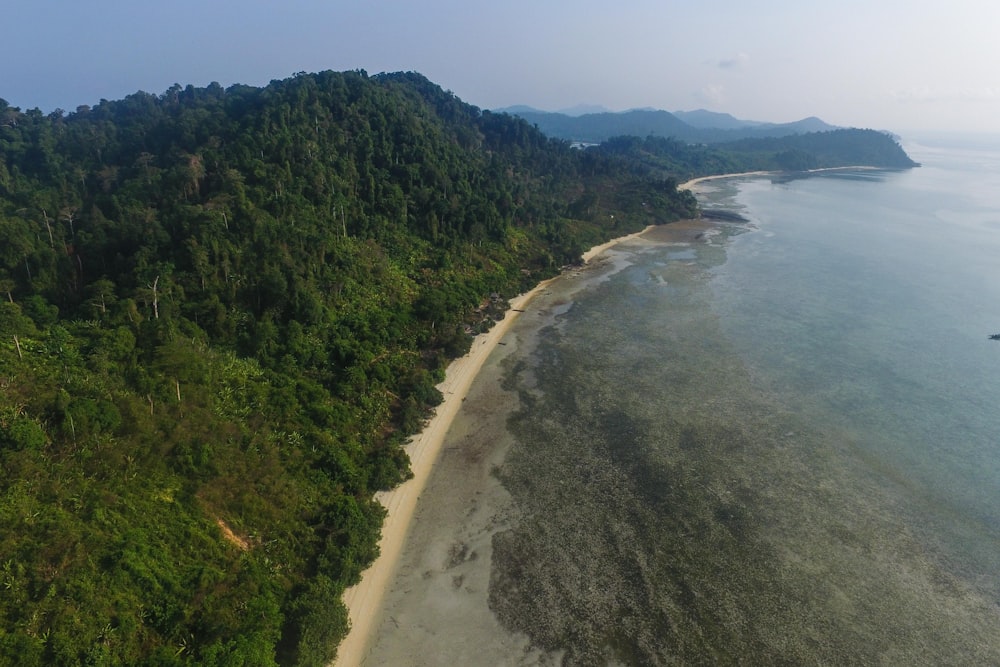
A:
0;70;699;665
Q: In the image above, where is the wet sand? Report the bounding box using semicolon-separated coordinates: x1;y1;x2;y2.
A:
351;310;540;666
334;229;680;667
334;281;553;666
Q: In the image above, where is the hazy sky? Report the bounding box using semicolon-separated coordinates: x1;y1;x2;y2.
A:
5;1;1000;134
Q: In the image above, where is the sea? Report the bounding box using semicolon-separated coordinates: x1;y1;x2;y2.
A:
485;134;1000;664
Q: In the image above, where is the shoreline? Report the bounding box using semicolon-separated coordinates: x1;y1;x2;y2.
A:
679;170;773;190
334;232;641;666
581;225;655;263
334;285;549;666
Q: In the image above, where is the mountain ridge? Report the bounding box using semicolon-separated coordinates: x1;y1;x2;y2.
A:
496;106;843;143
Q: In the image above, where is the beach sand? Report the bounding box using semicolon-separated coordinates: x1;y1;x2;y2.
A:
347;307;543;666
334;219;717;666
679;171;773;191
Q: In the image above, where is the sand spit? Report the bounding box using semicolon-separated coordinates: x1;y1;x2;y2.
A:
679;165;882;192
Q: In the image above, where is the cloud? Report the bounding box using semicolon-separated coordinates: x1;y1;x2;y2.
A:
717;52;749;70
890;86;1000;103
696;84;726;106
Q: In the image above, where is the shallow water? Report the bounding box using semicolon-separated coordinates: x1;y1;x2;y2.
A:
490;138;1000;664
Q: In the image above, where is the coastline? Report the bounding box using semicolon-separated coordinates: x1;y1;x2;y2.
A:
334;167;876;664
334;284;549;666
678;165;882;191
334;231;640;666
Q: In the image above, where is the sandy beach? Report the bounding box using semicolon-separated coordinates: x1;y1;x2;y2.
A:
334;212;722;665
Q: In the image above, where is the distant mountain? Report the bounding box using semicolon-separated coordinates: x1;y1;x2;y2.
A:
672;109;765;130
494;104;613;117
500;107;841;144
512;109;693;144
557;104;612;116
494;104;546;115
774;116;839;133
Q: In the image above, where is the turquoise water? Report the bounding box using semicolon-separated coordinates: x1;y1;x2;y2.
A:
490;136;1000;664
713;143;1000;592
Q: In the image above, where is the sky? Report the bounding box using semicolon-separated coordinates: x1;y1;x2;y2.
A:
4;0;1000;135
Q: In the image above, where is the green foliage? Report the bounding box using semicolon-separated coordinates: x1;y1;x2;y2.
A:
0;412;47;450
279;576;348;667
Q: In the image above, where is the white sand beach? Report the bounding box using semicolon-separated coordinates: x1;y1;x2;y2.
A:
678;171;772;190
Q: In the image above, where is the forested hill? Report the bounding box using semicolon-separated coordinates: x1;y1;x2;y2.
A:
0;70;698;665
596;130;919;181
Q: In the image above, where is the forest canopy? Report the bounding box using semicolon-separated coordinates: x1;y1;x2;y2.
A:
0;69;914;665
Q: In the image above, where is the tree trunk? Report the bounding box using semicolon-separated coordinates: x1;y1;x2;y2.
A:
151;275;159;319
41;209;54;248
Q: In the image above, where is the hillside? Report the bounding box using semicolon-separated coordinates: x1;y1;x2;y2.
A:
0;70;697;665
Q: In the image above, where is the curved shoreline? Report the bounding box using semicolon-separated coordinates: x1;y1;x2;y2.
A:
581;225;655;262
334;235;638;666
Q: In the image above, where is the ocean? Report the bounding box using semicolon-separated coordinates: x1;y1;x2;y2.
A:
487;135;1000;664
363;135;1000;666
